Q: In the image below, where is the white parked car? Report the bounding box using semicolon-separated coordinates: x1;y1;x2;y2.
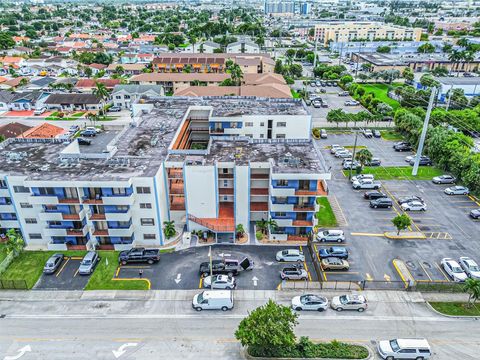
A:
335;150;352;158
203;274;236;289
401;201;427;211
444;186;469;195
377;338;431;360
330;294;367;312
85;126;102;134
459;257;480;279
316;230;345;243
352;179;381;190
291;294;328;311
276;249;305;262
330;145;343;154
351;174;374;183
441;258;468;282
33;107;46;115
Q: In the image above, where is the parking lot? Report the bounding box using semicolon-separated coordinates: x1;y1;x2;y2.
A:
317;132;480;286
35;256;92;290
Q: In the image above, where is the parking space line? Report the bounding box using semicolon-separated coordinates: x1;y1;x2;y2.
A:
313;244;327;281
435;262;451;281
115;267;120;277
350;232;384;236
73;269;79;277
198;277;203;289
468;195;480;206
323;271;359;275
119;266;151;269
418;262;432;281
55;258;70;278
299;246;312;281
70;257;83;260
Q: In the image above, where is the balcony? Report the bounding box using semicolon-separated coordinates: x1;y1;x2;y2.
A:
66;228;86;236
29;195;60;205
57;197;80;204
93;229;109;236
273;218;293;227
250;202;268;212
218;173;234;179
90;213;107;220
105;210;132;222
270;202;293;212
108;225;134;237
270;187;295;197
250;173;269;179
40;209;85;222
219;188;234;195
295;181;328;196
292;220;314;227
293;205;315;212
82;196;103;205
251;188;269;196
102;195;135;206
0;220;19;229
0;204;14;213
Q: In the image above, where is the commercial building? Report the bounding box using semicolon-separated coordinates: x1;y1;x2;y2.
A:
314;22;423;46
0;97;330;249
329;40;447;56
264;0;295;15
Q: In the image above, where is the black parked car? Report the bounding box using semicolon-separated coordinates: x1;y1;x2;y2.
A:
366;158;381;166
199;258;253;277
393;142;412;152
369;198;393;209
77;137;91;145
364;191;388;200
118;247;161;265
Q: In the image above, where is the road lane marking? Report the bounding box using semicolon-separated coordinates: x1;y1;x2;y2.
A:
55;258;70;277
350;232;384;236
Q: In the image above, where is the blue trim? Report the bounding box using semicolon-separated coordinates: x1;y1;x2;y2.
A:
183;162;190;231
153;171;164;246
214;164;219;218
162;165;170;221
4;176;26;243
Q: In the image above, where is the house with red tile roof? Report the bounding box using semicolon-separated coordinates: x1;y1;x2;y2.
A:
75;78;121;92
0;122;32;139
19;123;66;139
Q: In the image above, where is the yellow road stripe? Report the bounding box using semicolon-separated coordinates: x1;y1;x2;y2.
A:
115;267;120;278
111;278;151;289
69;257;83;260
55;258;70;277
198;277;203;289
468;195;480;206
350;232;384;236
73;269;79;277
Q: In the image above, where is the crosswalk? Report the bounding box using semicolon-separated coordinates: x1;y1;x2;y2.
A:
423;232;452;240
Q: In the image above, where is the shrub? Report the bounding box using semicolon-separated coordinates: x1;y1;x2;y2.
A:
255;231;263;241
312;128;321;139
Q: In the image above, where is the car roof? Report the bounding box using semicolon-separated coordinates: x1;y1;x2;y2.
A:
325;257;343;264
325;229;343;234
330;246;345;251
202;290;232;298
396;338;430;349
347;294;366;302
83;251;97;260
286;249;300;254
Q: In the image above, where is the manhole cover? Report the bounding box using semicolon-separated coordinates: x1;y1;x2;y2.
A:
422;261;432;269
416;273;424;277
406;261;416;270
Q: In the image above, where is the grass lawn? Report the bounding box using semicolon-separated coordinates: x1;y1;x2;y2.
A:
0;244;7;263
0;250;87;289
290;89;301;99
429;302;480;316
356;83;401;110
316;197;338;227
85;251;148;290
380;130;403;141
344;166;443;180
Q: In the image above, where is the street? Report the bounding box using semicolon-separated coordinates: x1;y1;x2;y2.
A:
0;290;479;359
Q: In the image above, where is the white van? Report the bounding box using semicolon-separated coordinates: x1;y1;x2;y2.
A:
192;290;234;311
378;338;431;359
33;107;46;115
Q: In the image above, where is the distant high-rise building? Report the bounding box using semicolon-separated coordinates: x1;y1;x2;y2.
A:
264;0;295;15
299;2;311;15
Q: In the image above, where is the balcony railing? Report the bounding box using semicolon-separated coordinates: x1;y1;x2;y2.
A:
293;205;315;211
292;220;314;227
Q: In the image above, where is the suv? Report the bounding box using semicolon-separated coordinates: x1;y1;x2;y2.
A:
364;191;387;200
80;129;97;137
321;257;349;270
351;174;374;183
441;258;468;282
291;294;328;312
280;265;308;280
393;142;412;152
459;257;480;279
199;258;253;277
432;174;456;184
331;294;367;312
43;253;64;274
78;251;100;275
377;338;431;360
401;200;426;211
320;129;327;139
352;179;381;190
409;156;432;166
397;195;424;205
315;229;345;243
370;198;393;209
363;129;373;138
319;246;349;259
276;249;305;262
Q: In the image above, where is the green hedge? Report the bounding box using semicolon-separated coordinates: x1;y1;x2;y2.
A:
248;338;369;359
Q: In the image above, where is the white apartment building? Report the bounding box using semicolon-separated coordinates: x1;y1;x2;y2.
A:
314;22;423;46
0;97;330;249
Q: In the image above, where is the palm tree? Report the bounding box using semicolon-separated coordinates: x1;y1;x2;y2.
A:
235;224;245;239
463;278;480;307
355;148;373;170
256;219;267;234
448;50;463;76
266;219;278;234
163;220;176;239
114;65;124;75
93;82;109;107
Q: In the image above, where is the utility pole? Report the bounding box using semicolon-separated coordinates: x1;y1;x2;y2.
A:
338;42;344;66
348;129;359;180
354;42;363;77
208;246;213;290
445;84;453;111
313;30;318;70
412;88;436;176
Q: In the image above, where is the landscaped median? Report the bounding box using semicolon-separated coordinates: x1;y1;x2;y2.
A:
316;197;338;227
384;232;426;240
428;302;480;317
343;166;443;180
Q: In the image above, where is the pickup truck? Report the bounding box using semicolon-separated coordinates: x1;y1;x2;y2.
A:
352;179;382;190
199;257;253;277
118;247;161;265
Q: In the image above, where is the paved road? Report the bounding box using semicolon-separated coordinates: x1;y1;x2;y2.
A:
0;290;478;359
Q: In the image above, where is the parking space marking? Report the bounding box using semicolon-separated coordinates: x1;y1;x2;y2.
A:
115;267;120;277
299;246;312;281
418;262;433;281
350;232;384;237
198;277;203;289
55;258;70;277
468;195;480;206
119;266;151;269
365;273;373;281
73;269;79;277
323;271;359;275
435;262;451;281
70;257;83;260
424;232;452;240
313;244;327;281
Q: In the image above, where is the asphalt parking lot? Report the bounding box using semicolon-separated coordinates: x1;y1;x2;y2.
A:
319;132;480;286
116;245;318;290
306;84;364;120
35;256;92;290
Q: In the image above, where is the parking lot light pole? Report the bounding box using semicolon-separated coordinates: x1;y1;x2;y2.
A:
208;246;213;290
348;129;359;180
413;88;436;176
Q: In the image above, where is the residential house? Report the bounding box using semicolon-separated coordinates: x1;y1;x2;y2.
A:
129;73;230;93
111;85;163;109
5;47;34;56
26;77;57;91
174;84;292;98
0;91;45;111
226;41;260;54
44;93;103;112
87;63;108;76
185;41;220;54
75;79;122;93
0;77;28;90
0;122;32;139
0;56;26;69
106;63;147;76
19;123;66;139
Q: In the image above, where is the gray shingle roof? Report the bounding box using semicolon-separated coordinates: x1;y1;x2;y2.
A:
44;93;101;105
112;84;163;95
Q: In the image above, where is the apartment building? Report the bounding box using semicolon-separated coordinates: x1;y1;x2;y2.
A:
314;22;423;46
0;97;330;249
152;53;275;74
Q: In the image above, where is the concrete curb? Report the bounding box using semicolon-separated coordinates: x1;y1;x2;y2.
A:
241;343;373;360
425;301;480;319
384;232;426;240
392;259;414;287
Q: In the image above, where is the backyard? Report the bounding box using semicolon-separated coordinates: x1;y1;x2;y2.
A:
315;197;337;227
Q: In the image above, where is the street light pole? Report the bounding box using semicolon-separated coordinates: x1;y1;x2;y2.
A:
348;129;359;180
412;88;436;176
313;30;318;69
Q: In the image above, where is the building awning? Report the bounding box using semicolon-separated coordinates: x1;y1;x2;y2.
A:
156;64;166;68
175;64;184;68
193;64;202;68
210;64;219;68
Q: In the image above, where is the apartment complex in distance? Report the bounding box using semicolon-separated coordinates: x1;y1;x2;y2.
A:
314;22;423;46
152;53;275;74
0;97;330;249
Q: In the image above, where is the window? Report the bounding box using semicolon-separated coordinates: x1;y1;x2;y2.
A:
29;233;42;239
260;122;265;127
112;187;127;195
141;218;155;226
136;187;151;194
0;180;7;188
20;203;33;208
115;95;121;99
277;180;288;187
45;205;58;211
37;187;55;195
143;234;156;240
244;122;253;127
223;196;228;201
14;186;29;193
277;122;286;127
276;196;287;204
276;212;286;217
223;180;228;187
49;221;62;226
276;134;286;139
245;134;253;138
222;168;228;174
140;203;152;209
124;95;131;99
116;205;129;212
260;134;264;138
25;218;37;224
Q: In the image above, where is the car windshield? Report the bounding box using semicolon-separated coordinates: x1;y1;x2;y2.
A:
452;266;463;273
46;262;53;268
339;295;348;304
390;340;400;352
197;293;204;303
81;260;91;265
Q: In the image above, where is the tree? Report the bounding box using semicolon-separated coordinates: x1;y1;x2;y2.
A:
361;63;372;72
4;229;24;256
163;220;176;239
266;219;278;233
93;82;109;104
442;43;453;53
448;50;463;75
392;214;411;235
0;32;15;50
274;59;284;74
235;299;298;358
339;75;353;86
420;74;439;88
417;43;436;54
431;66;449;77
114;65;124;75
377;45;391;53
235;224;245;239
225;59;243;86
449;88;468;110
355;148;373;169
463;278;480;307
326;109;345;127
256;219;267;234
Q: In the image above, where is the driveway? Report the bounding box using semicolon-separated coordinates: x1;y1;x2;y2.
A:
34;256;91;290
